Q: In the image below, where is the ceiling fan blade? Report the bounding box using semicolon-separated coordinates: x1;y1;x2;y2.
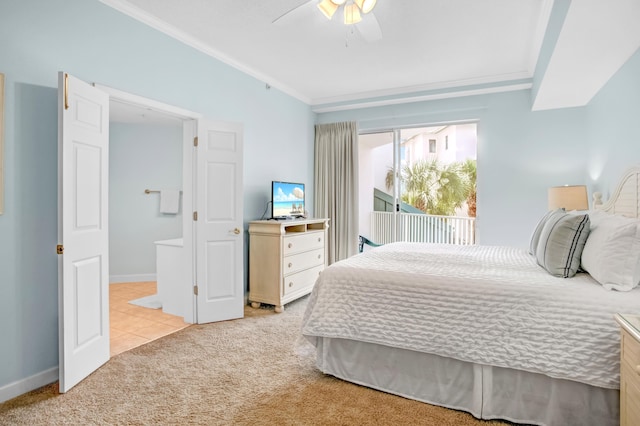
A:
356;12;383;42
272;0;315;24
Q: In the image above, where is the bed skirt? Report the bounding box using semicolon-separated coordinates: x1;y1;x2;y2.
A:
314;337;618;426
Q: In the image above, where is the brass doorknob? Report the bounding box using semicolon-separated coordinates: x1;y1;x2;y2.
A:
233;228;241;234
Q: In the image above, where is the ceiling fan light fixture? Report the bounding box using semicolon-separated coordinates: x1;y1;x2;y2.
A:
344;3;362;24
331;0;347;5
354;0;376;14
318;0;339;19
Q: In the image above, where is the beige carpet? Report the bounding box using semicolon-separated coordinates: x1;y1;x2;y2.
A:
0;296;507;425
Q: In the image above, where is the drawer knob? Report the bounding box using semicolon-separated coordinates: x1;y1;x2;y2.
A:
289;282;293;288
288;262;292;268
318;254;321;259
288;243;292;248
318;237;321;242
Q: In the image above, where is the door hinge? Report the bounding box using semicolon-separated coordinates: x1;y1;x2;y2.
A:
193;136;198;147
56;244;64;255
193;211;198;221
193;285;199;296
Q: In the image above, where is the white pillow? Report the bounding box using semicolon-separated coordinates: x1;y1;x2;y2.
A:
581;209;610;227
581;214;640;291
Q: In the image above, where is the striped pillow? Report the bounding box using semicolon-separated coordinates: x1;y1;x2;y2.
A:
535;211;591;278
529;208;564;255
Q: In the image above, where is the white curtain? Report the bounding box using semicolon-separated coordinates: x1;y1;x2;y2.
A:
314;122;359;264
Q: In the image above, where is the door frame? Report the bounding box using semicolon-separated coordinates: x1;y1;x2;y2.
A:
93;83;201;324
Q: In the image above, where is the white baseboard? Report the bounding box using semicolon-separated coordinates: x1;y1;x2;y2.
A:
0;367;59;403
109;273;157;283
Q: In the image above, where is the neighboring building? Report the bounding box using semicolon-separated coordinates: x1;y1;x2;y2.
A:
401;124;477;168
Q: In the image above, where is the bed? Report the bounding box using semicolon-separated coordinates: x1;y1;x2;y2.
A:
301;166;640;426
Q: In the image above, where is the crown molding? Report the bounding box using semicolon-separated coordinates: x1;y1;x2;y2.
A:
527;0;556;76
311;82;532;113
310;71;532;107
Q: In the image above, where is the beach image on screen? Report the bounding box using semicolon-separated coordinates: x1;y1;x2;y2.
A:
273;182;304;217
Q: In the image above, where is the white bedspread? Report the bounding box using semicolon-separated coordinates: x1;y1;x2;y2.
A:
302;242;640;389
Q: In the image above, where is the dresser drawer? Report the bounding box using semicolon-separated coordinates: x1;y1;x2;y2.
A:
622;329;640;370
283;265;323;297
621;362;640;426
283;232;324;256
283;248;324;275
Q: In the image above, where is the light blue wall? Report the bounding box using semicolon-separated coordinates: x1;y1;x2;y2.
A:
0;0;314;395
318;91;589;247
586;48;640;197
109;122;183;281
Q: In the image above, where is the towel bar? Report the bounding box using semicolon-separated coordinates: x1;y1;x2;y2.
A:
145;189;182;194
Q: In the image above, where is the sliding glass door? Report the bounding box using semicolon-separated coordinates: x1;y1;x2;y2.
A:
358;123;478;248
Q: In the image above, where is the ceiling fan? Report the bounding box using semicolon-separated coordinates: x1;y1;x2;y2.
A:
273;0;383;42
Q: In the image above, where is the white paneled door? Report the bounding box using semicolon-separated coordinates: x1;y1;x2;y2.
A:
195;119;244;323
57;72;110;392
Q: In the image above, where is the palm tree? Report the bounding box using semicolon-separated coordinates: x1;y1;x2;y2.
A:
460;159;477;217
386;159;473;216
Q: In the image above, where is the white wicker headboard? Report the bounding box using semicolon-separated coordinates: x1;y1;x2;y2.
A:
595;165;640;218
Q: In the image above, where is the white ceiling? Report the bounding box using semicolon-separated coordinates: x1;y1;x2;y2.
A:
102;0;640;118
103;0;549;105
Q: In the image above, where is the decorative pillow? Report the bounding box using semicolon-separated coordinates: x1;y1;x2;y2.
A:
581;214;640;291
535;211;590;278
529;208;564;255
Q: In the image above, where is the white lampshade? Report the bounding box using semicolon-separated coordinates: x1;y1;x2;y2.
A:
548;185;588;211
354;0;377;13
318;0;339;19
344;3;362;24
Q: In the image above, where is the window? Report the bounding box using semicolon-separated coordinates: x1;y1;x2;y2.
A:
429;139;436;153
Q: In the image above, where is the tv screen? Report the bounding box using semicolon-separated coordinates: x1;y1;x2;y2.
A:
272;181;305;219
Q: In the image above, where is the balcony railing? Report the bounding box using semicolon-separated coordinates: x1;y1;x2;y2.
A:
370;211;476;246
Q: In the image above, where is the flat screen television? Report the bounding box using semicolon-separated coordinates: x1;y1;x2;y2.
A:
272;181;305;219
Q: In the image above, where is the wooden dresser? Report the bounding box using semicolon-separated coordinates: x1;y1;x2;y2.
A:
249;218;329;313
615;313;640;426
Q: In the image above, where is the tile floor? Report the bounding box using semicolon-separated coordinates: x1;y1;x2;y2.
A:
109;281;190;357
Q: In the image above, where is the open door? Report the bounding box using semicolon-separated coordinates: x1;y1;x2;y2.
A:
194;119;244;323
57;72;110;392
